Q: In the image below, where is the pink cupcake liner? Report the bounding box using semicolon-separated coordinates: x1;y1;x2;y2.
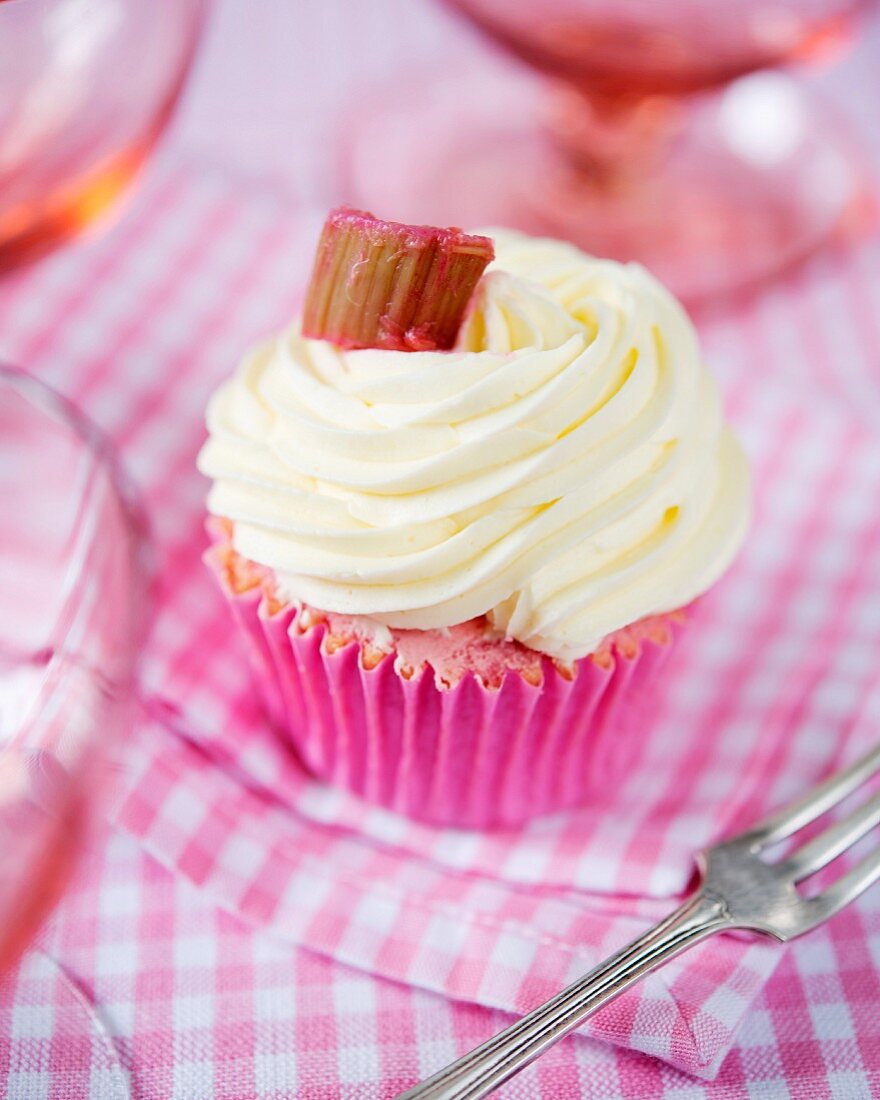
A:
206;537;681;829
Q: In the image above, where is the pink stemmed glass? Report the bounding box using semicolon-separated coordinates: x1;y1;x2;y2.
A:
0;366;149;970
344;0;874;304
0;0;209;274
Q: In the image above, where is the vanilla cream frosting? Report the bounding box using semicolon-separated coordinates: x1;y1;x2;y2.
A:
198;230;750;661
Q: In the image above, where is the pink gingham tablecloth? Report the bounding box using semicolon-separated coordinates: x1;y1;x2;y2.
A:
0;152;875;1091
1;149;880;1097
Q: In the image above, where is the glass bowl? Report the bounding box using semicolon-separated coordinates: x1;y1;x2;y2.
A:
343;0;873;305
0;0;209;273
0;366;150;970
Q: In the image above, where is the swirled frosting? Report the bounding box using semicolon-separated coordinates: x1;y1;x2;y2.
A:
198;230;750;661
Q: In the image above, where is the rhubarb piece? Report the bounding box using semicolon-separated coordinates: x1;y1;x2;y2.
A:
301;207;494;352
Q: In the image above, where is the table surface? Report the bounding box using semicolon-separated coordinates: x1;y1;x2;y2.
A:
3;2;880;1097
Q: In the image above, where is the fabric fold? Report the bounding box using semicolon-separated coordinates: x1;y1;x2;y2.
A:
115;702;784;1078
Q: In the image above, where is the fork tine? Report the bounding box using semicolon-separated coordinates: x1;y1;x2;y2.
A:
803;845;880;932
783;790;880;882
739;743;880;850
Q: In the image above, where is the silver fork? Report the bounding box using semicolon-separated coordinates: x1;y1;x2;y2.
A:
399;742;880;1100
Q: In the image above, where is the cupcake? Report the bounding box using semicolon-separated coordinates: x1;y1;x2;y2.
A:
197;210;750;828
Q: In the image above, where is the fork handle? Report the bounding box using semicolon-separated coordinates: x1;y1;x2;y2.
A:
397;891;732;1100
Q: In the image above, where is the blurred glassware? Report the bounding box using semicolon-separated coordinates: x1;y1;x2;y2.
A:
0;366;149;971
343;0;875;304
0;0;209;274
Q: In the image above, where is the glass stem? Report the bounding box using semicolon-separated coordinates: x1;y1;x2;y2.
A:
542;82;685;189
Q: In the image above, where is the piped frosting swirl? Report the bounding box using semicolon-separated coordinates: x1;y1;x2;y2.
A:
198;230;750;660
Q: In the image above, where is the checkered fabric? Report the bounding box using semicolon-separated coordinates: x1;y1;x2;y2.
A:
1;827;878;1099
1;64;880;1098
2;155;880;1096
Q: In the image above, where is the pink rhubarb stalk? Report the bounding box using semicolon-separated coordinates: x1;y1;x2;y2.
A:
301;207;494;352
